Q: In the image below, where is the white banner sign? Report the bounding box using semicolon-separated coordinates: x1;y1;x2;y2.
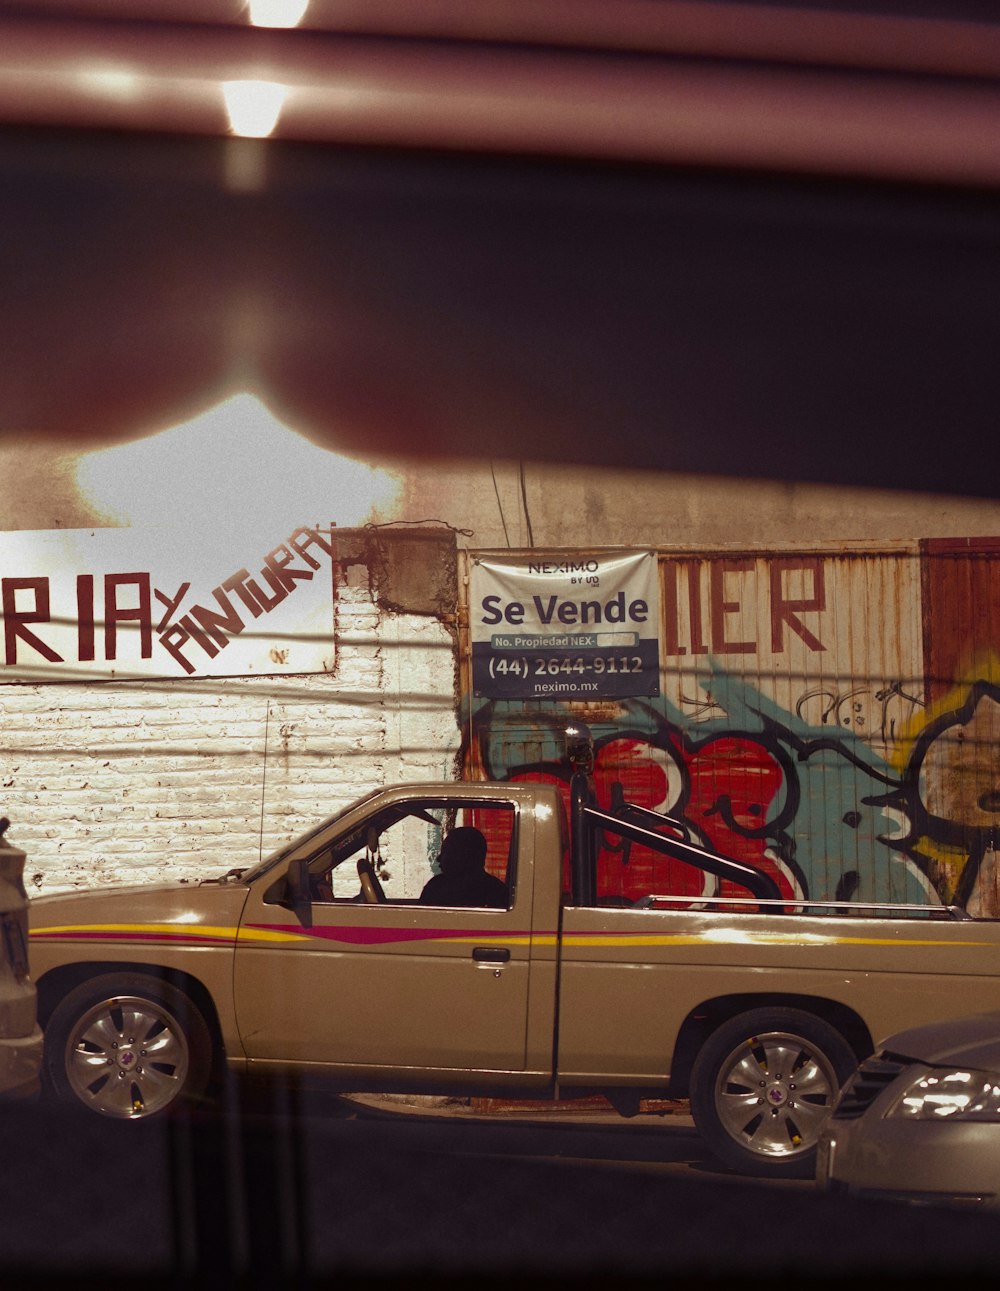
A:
470;550;660;699
0;524;336;682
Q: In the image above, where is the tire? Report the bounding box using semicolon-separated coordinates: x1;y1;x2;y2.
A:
43;972;213;1120
689;1007;856;1179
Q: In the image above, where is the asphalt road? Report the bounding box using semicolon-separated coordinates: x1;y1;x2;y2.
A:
5;1084;1000;1289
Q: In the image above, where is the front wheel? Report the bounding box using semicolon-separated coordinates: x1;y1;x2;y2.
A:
689;1007;857;1178
43;973;213;1120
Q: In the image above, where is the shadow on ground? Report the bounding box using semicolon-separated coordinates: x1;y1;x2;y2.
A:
3;1084;1000;1289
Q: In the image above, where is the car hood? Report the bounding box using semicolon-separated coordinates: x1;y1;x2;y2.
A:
884;1011;1000;1072
29;880;251;942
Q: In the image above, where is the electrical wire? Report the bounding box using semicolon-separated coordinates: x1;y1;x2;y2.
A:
258;698;270;865
518;461;535;547
489;461;511;548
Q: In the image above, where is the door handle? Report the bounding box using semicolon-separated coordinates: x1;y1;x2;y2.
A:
472;947;510;963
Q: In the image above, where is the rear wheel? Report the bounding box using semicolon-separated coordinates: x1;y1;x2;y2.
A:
689;1007;856;1178
43;972;213;1120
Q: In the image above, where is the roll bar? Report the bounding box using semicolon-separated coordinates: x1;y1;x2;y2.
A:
565;723;782;906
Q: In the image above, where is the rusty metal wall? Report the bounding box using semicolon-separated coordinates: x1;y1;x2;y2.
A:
916;539;1000;915
658;547;923;759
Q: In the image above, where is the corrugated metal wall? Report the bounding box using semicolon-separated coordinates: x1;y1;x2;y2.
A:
460;542;1000;915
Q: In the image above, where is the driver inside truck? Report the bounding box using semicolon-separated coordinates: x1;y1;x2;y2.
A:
418;827;508;909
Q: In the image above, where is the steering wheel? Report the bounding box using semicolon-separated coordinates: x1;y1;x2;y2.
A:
357;856;386;903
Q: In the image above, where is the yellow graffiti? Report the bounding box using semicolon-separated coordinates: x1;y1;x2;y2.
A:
891;652;1000;772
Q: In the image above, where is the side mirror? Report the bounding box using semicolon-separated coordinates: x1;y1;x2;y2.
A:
284;857;313;928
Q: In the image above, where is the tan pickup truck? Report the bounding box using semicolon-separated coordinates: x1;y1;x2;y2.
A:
28;741;1000;1178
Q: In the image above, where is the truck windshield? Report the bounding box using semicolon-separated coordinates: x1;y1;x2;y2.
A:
239;787;386;883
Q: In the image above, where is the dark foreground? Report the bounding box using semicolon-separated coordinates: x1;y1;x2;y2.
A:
4;1082;1000;1290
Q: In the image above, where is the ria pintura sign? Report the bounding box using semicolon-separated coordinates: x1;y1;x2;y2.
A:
0;525;336;682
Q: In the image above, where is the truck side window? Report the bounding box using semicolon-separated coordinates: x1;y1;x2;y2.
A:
313;800;517;907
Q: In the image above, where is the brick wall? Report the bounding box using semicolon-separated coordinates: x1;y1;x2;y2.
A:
0;575;460;895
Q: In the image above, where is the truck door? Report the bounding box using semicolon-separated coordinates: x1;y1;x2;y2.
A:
233;794;535;1076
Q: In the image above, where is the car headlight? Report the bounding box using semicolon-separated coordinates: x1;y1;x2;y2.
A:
888;1065;1000;1120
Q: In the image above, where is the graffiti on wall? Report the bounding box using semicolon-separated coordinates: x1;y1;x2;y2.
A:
463;661;1000;917
464;544;1000;919
891;671;1000;917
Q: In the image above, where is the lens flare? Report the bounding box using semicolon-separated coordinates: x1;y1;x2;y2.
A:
75;393;402;540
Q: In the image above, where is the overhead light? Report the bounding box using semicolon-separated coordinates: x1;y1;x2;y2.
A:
222;80;288;138
247;0;310;28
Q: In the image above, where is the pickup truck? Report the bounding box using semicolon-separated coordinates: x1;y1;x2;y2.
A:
28;732;1000;1178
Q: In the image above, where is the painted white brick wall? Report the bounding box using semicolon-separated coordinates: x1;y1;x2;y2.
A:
0;585;459;895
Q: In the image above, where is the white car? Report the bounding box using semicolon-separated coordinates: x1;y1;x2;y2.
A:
818;1011;1000;1211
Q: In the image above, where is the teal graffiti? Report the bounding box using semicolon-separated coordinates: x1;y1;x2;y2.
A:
464;662;937;907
